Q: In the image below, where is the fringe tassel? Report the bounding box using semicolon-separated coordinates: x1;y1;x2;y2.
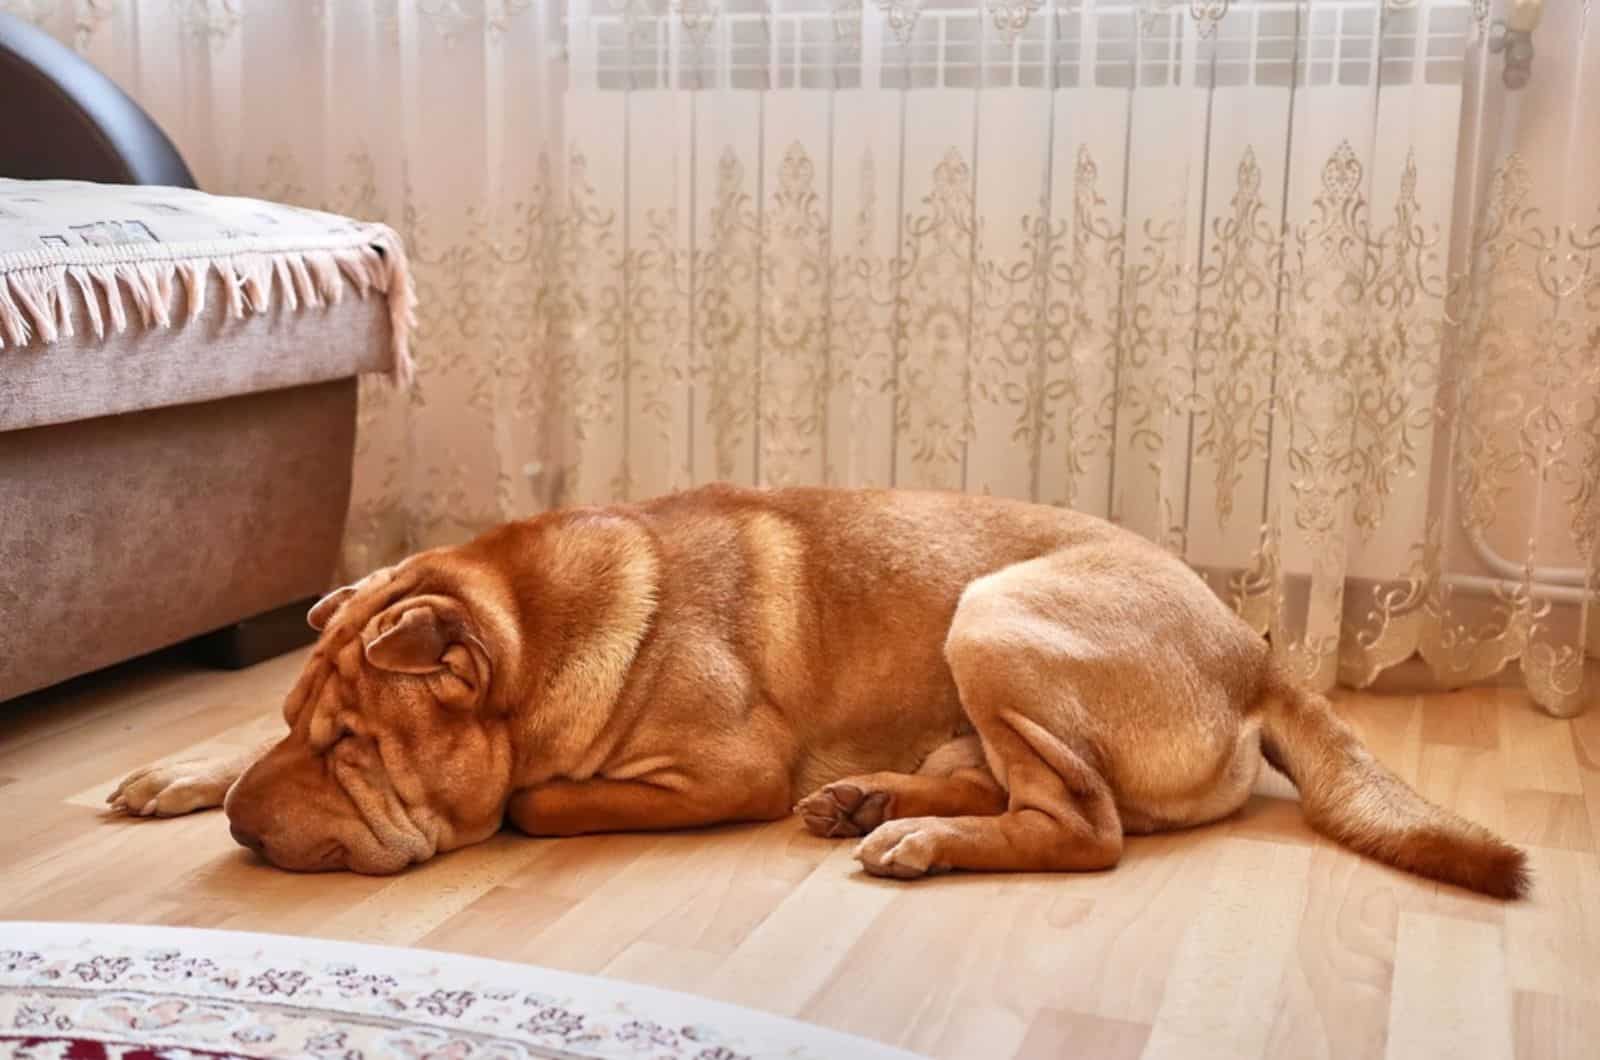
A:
222;257;246;320
370;227;417;388
67;266;102;340
57;275;73;339
308;251;342;306
0;274;27;348
287;254;317;310
0;228;415;387
178;261;206;322
333;248;368;294
236;254;273;314
4;267;68;345
135;262;172;328
98;265;127;335
272;256;298;313
117;264;147;327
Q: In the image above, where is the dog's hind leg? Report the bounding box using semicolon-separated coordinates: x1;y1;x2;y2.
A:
850;720;1123;877
853;558;1128;878
107;739;275;818
794;734;1006;839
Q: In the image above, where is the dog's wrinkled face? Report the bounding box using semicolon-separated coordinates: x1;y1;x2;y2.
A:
224;567;515;874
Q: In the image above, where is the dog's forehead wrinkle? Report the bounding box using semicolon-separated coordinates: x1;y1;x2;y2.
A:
336;637;365;677
283;652;335;726
284;648;364;752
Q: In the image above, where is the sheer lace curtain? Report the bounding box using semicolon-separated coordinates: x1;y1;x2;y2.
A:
12;0;1598;714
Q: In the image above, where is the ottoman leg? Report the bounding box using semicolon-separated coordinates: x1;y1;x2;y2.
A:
189;598;319;670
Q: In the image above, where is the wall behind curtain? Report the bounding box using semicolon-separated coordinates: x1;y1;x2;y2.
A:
11;0;1600;715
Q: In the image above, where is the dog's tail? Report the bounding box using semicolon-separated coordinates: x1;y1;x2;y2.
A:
1257;667;1528;899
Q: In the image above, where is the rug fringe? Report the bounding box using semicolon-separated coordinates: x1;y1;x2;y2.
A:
0;229;415;387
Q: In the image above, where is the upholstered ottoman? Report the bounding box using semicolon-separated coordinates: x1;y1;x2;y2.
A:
0;179;413;700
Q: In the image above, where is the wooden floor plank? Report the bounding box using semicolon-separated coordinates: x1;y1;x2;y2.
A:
1499;697;1585;795
1012;1008;1149;1060
1422;690;1501;750
699;844;901;1018
1264;840;1399;1060
1141;838;1312;1060
1513;991;1600;1060
1504;790;1594;852
1385;913;1513;1060
1504;844;1600;1002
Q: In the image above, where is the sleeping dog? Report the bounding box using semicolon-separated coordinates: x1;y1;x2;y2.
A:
108;484;1528;898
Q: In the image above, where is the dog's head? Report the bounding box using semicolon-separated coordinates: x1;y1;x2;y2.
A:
223;559;518;874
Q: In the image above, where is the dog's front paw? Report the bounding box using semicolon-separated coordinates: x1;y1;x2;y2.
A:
852;818;951;879
107;761;231;817
796;781;892;838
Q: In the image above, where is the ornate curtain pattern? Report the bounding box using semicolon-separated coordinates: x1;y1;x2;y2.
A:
11;0;1599;714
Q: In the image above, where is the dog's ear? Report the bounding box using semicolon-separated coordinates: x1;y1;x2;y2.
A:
307;585;359;630
308;565;411;632
362;595;490;698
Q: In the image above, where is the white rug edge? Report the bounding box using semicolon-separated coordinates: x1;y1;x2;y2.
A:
0;919;927;1060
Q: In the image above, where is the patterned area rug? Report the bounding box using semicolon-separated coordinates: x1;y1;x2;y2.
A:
0;922;921;1060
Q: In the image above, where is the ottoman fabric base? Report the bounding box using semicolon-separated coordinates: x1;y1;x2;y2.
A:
0;378;357;701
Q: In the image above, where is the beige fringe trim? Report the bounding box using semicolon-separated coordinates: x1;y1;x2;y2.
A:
0;226;415;387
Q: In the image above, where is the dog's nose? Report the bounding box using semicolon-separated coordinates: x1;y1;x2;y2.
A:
230;822;265;855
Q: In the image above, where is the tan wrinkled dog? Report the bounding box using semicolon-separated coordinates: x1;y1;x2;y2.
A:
109;485;1528;897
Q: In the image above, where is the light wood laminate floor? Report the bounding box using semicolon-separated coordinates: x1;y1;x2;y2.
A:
2;648;1597;1059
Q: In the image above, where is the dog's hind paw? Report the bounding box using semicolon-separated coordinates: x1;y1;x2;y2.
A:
795;781;892;839
852;818;951;880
